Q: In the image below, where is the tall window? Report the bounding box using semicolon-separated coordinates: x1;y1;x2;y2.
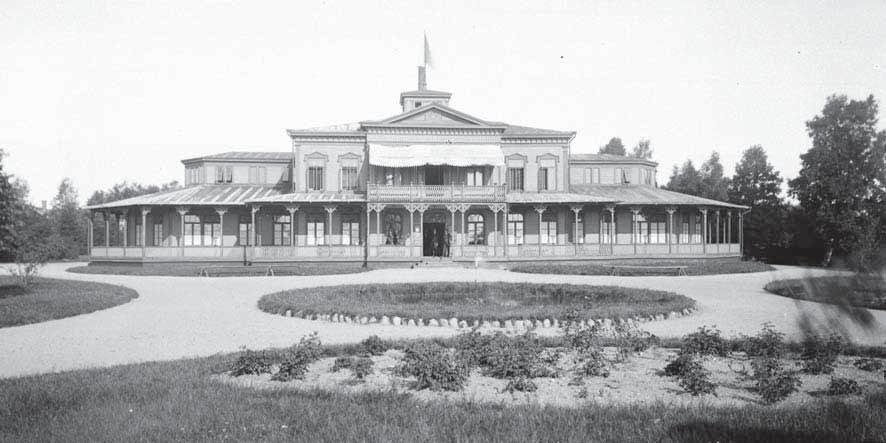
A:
134;218;143;247
601;212;614;244
152;219;163;246
538;167;552;191
238;218;252;246
507;213;524;245
466;214;485;245
225;166;233;183
307;167;324;191
508;168;524;191
466;168;484;186
650;216;666;244
680;214;690;244
248;166;267;184
341;167;358;191
202;215;220;246
215;166;232;183
592;168;600;184
341;217;360;246
634;213;648;244
575;212;584;244
694;216;702;244
307;216;325;245
272;214;291;246
183;215;200;246
540;214;557;244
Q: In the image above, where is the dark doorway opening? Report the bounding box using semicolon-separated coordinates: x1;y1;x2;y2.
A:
425;166;444;186
423;222;448;257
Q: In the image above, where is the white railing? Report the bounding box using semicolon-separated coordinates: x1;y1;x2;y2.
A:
367;184;506;203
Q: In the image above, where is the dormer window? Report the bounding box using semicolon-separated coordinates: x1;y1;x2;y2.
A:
415;101;422;108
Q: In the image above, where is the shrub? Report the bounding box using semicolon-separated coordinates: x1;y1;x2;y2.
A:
230;349;276;376
676;358;717;396
360;335;388;356
751;357;801;404
612;323;660;361
503;377;537;393
853;358;884;372
800;334;845;374
271;333;323;382
680;326;727;357
739;323;785;359
576;349;610;378
455;331;554;379
663;353;696;377
332;356;354;372
826;377;862;396
563;318;604;353
332;356;374;380
398;342;468;392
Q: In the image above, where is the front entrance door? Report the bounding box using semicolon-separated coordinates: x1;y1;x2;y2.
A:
423;222;448;257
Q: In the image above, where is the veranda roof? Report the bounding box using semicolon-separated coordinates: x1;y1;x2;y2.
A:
506;192;616;204
85;185;289;210
368;143;505;168
248;192;367;203
570;184;748;209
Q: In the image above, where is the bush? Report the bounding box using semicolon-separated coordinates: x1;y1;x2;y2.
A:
752;357;801;404
675;357;717;396
271;333;323;382
853;358;884;372
332;356;374;380
563;318;604;353
230;349;276;376
800;334;845;374
826;377;862;396
360;335;388;356
739;323;785;359
576;349;610;378
663;353;696;377
398;342;468;392
680;326;728;357
503;377;537;393
332;356;354;372
455;331;553;379
612;323;659;361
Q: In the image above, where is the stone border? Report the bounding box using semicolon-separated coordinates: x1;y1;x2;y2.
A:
275;307;697;331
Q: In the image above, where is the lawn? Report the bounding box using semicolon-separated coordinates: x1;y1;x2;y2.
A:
1;338;884;443
0;276;138;328
258;282;695;322
509;259;774;276
67;262;411;277
765;275;886;311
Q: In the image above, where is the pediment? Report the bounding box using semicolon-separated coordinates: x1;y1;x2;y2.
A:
368;104;496;128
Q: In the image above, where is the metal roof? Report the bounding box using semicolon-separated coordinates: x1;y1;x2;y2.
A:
86;185;290;209
180;151;292;163
570;184;747;209
570;153;658;166
506;192;616;204
249;192;367;204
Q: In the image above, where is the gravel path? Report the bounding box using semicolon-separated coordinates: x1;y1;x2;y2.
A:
0;263;883;379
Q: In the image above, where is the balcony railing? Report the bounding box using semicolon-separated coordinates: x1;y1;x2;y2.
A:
366;184;506;203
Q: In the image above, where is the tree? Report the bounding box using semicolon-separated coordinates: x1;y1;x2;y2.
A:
728;145;786;260
87;180;179;206
0;149;17;261
699;151;730;201
49;178;87;259
789;94;886;269
598;137;626;156
630;139;653;159
665;160;703;196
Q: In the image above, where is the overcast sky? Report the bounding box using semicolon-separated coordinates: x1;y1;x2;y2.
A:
2;0;885;205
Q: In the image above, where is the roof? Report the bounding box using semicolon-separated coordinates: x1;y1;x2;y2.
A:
249;192;367;204
570;153;658;166
86;185;290;209
181;151;292;164
502;124;574;137
291;122;363;133
506;192;616;204
570;184;747;209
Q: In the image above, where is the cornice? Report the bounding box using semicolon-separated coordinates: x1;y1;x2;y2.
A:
362;126;504;136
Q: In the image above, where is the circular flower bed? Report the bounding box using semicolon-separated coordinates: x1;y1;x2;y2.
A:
258;282;696;328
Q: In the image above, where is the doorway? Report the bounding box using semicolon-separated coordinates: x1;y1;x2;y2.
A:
425;166;444;186
423;222;448;257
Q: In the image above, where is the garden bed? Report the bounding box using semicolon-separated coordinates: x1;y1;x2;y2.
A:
509;259;774;276
0;276;138;328
765;276;886;311
68;262;411;277
258;282;696;324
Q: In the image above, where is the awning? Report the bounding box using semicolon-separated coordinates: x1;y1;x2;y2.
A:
368;143;504;168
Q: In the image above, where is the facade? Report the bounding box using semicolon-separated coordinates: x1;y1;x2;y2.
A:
87;68;746;263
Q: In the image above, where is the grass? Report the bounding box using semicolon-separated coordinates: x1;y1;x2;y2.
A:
509;259;774;276
765;276;886;311
0;276;138;328
68;261;412;277
258;282;695;322
1;344;885;442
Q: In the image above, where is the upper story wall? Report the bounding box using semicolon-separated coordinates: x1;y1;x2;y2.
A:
569;156;658;186
182;160;292;186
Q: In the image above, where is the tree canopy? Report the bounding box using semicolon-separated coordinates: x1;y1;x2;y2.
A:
728;145;786;260
87;181;180;206
630;139;653;159
598;137;626;156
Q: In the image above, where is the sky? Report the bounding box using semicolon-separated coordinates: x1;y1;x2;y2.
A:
2;0;885;205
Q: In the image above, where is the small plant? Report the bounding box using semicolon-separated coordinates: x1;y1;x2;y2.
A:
398;342;468;391
463;332;554;379
271;333;323;382
332;356;374;380
739;323;785;359
612;323;659;361
800;334;845;374
663;353;696;377
503;377;537;393
676;358;717;396
332;356;355;372
360;335;387;356
853;358;884;372
576;348;609;378
680;326;727;357
826;377;862;396
230;349;276;376
751;356;801;404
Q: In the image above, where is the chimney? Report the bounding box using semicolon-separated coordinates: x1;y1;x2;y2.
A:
417;66;427;91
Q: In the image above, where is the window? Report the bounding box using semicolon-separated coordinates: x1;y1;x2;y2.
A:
650;216;666;244
249;166;267;184
272;214;291;246
640;169;653;185
601;212;614;244
238;218;251;246
341;167;358;191
540;215;557;244
466;168;484;186
634;213;648;244
341;217;360;246
152;219;163;246
134;218;143;247
614;168;623;184
592;168;600;184
575;212;584;244
202;215;220;246
508;168;524;191
215;166;224;183
507;213;524;245
183;215;200;246
414;101;422;108
384;168;394;186
225;166;233;183
307;216;325;245
694;216;702;244
680;214;690;244
307;167;324;191
538;167;551;191
466;214;485;245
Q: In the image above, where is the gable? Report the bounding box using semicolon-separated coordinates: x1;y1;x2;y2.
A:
364;103;500;128
392;108;473;125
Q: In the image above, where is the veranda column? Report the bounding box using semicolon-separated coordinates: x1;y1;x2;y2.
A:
406;204;416;257
716;210;721;253
570;204;582;257
250;205;260;259
460;204;469;257
727;210;732;248
488;204;503;257
606;205;616;255
141;207;150;257
533;204;546;257
324;205;337;249
104;211;110;256
630;207;640;255
176;206;189;258
504;204;510;259
87;213;93;257
286;205;299;248
666;207;676;255
214;207;227;256
122;211;128;250
417;204;428;257
699;208;708;254
739;211;745;257
446;204;457;257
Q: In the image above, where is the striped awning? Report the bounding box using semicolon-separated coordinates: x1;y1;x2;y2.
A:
85;185;289;209
368;143;504;168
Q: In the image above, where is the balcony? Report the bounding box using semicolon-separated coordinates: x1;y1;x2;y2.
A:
366;184;506;203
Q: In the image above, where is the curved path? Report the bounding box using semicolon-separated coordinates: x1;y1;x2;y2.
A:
0;263;883;379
